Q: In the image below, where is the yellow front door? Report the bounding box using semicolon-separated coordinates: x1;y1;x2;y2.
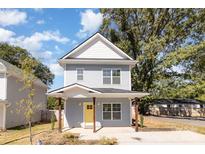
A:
84;102;93;123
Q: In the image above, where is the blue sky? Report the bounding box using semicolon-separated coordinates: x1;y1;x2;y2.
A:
0;8;103;90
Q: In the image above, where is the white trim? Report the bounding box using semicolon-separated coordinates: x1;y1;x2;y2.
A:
89;92;149;98
48;84;101;95
102;68;121;85
59;59;136;66
102;102;122;121
61;33;133;60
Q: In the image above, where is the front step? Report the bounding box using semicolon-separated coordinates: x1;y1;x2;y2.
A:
81;122;102;129
84;123;93;129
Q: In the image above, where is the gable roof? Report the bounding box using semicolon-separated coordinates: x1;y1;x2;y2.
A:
48;83;101;94
0;59;47;88
60;32;133;60
47;83;149;98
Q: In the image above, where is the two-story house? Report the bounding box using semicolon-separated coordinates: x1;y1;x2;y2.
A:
0;59;47;130
48;33;149;132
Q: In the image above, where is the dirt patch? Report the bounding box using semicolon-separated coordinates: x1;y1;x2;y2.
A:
32;130;117;145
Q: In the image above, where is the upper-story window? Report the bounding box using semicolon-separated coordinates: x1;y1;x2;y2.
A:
112;69;120;84
103;69;111;84
77;68;84;81
103;69;121;84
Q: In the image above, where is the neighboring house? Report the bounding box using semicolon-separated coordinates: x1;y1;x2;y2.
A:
0;59;47;130
48;33;149;131
149;99;205;117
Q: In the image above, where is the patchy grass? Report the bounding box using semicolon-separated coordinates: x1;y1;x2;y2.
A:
140;116;205;135
0;123;118;145
0;122;58;145
33;131;117;145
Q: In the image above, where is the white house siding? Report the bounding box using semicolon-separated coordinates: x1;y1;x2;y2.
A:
64;98;131;128
64;64;131;90
69;38;125;59
5;76;47;128
0;73;6;100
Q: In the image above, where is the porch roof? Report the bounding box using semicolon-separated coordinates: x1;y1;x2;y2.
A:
47;83;149;99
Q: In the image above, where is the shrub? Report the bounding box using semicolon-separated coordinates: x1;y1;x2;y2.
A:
51;113;55;130
140;115;144;128
99;137;118;145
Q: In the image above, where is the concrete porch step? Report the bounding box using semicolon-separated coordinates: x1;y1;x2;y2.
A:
85;123;93;129
81;122;102;129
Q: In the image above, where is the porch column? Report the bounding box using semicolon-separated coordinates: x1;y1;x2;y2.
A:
134;97;140;132
93;97;96;133
58;97;62;133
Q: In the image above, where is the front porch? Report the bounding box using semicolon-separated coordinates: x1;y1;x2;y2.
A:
47;83;149;133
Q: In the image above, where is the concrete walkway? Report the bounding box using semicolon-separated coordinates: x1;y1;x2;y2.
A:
67;127;205;144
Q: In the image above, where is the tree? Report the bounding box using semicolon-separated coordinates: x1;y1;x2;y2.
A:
17;57;39;144
100;9;205;99
47;96;57;110
153;41;205;99
0;43;54;86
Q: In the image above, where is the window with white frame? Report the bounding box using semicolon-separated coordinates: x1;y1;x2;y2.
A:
77;68;84;81
103;103;121;120
112;69;121;84
103;69;111;84
103;69;121;84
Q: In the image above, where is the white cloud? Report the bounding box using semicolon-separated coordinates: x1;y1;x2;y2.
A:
0;27;69;77
77;9;103;39
0;9;27;27
49;63;63;76
39;51;53;59
36;20;45;25
0;28;15;42
10;30;69;52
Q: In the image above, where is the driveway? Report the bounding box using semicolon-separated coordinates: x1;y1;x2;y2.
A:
147;116;205;127
67;127;205;144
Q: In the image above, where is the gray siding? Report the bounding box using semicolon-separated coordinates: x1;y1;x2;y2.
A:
64;64;131;90
65;98;131;128
6;76;47;128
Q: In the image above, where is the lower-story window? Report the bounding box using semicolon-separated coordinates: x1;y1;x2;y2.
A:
103;103;121;120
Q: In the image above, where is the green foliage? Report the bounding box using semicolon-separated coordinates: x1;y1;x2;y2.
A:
47;97;57;110
16;57;40;144
0;43;54;86
100;8;205;100
140;115;144;128
51;113;56;130
47;96;64;110
139;96;153;114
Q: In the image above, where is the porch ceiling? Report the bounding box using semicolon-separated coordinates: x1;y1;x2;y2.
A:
47;83;149;99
